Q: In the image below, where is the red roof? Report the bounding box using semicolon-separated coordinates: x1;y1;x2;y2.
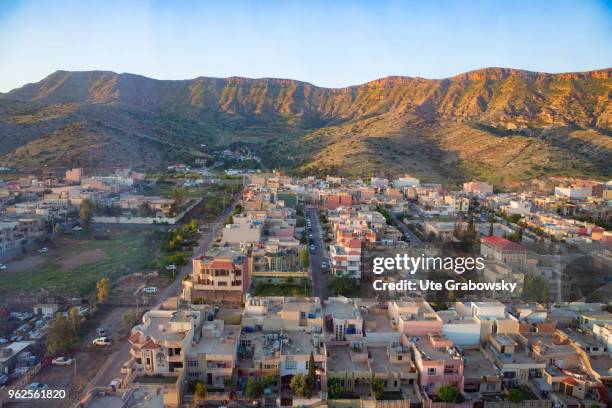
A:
481;236;526;252
128;332;141;344
141;339;160;350
206;260;235;269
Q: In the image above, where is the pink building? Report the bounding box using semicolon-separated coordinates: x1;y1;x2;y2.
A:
409;333;464;396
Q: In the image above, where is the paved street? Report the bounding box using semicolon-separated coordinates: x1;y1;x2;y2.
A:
306;207;330;300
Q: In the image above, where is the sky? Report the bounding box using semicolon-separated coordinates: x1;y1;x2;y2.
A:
0;0;611;92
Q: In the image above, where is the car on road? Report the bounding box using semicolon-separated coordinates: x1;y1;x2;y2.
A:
143;286;158;294
72;225;83;231
27;383;49;390
96;328;107;337
38;247;48;253
0;264;7;270
52;356;74;366
92;337;112;346
309;244;316;253
109;378;122;392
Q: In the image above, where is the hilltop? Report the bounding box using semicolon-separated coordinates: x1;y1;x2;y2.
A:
0;68;610;185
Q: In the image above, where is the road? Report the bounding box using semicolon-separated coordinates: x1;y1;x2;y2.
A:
87;201;237;392
391;212;424;248
306;207;330;300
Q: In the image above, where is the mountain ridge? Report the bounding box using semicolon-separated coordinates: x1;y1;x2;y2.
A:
0;67;610;185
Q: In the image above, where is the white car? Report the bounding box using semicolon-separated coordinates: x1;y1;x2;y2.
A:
92;337;112;346
0;264;7;270
165;264;177;271
52;356;74;366
38;247;48;253
72;226;83;231
143;286;158;294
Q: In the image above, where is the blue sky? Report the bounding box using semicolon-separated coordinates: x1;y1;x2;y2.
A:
0;0;610;92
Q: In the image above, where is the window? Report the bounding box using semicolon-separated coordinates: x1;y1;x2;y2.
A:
285;360;296;369
397;355;402;360
189;371;200;378
427;368;436;375
486;383;496;391
188;360;199;367
218;281;227;286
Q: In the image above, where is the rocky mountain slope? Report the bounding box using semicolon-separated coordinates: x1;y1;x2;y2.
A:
0;68;610;185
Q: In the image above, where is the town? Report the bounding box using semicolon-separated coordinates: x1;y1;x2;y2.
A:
0;167;610;408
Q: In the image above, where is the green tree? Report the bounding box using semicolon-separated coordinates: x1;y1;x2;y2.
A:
195;381;207;399
437;385;463;403
523;274;549;302
290;374;309;398
96;277;111;304
507;388;525;403
246;377;263;399
46;313;78;355
80;199;94;228
371;377;385;399
328;275;359;296
307;352;317;392
263;373;277;388
171;187;188;214
299;248;310;270
68;306;80;332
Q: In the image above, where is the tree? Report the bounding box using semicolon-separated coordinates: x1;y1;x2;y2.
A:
465;216;477;242
290;374;309;398
523;274;549;303
46;313;78;355
172;187;188;212
96;277;111;304
307;352;317;392
488;212;495;236
195;381;207;399
80;199;94;228
437;385;463;403
246;377;263;399
68;306;80;332
371;377;385;399
328;275;359;296
299;248;310;270
507;388;525;403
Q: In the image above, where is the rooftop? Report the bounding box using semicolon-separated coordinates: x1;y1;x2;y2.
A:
462;348;499;378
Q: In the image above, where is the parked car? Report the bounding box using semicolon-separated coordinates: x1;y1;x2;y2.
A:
38;247;48;253
143;286;158;294
165;264;177;271
92;337;112;346
72;226;83;231
27;383;48;390
109;378;122;392
96;328;107;337
52;357;73;366
0;264;7;270
0;374;8;386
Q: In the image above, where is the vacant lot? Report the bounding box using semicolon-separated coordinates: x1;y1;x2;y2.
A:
0;226;161;296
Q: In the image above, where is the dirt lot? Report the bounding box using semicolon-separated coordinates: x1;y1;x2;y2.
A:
58;248;108;270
